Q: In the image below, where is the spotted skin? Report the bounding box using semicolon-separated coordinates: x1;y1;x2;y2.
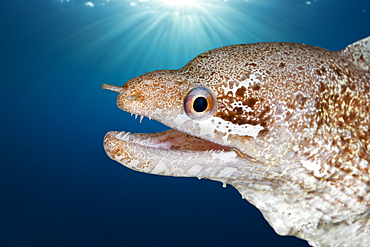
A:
102;37;370;247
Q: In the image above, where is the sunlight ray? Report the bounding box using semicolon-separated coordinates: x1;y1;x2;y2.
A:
57;0;293;79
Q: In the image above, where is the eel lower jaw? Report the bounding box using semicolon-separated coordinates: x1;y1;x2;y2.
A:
103;129;244;179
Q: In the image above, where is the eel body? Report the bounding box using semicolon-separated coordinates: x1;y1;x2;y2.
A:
102;37;370;246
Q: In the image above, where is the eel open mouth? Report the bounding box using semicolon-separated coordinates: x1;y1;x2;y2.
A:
103;127;242;179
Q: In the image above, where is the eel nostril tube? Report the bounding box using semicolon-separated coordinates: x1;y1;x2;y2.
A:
101;83;124;93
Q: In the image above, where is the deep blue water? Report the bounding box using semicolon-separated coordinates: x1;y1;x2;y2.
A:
1;0;369;246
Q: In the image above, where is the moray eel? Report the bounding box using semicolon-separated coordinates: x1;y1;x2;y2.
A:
102;37;370;247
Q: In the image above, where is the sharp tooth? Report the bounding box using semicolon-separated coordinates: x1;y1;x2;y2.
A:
149;116;151;120
118;132;130;141
140;115;144;123
135;114;138;119
131;113;133;117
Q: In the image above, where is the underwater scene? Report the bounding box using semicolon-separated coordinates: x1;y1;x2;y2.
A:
1;0;369;246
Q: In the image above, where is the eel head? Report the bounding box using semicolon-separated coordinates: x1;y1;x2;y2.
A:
102;38;370;247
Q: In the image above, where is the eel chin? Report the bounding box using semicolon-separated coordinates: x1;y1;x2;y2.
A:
103;129;242;179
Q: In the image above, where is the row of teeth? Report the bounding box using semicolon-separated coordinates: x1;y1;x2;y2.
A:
116;132;146;145
115;132;227;153
116;132;165;149
131;113;151;123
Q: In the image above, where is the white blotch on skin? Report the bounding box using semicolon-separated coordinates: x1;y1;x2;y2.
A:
218;167;237;178
152;160;167;174
301;159;328;178
188;164;203;176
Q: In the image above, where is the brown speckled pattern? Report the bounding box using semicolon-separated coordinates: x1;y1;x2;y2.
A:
103;37;370;247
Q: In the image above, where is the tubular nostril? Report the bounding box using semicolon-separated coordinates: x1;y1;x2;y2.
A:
102;83;124;93
126;94;141;101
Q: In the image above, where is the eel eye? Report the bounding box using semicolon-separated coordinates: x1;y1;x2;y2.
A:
184;87;216;120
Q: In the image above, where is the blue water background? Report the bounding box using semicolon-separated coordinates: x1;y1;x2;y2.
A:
1;0;369;246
